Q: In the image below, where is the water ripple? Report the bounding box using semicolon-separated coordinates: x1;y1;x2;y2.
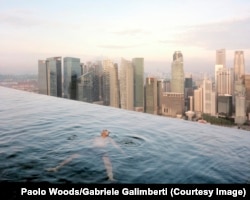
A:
0;86;250;183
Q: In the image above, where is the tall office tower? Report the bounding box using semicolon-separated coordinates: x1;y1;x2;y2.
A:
132;58;144;112
216;68;234;95
215;64;223;88
38;60;48;95
202;78;212;114
77;72;94;103
194;87;203;117
218;95;233;117
161;92;185;117
87;62;102;102
243;75;250;113
102;59;112;106
235;80;246;125
157;80;163;115
184;74;193;111
216;49;226;67
120;58;134;110
39;57;62;97
234;51;245;81
109;63;120;108
63;57;81;100
211;91;217;116
171;51;184;93
145;77;158;114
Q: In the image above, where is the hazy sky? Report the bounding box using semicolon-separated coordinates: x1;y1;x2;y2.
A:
1;0;250;75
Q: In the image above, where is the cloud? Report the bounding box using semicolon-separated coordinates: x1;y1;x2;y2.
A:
0;9;43;27
159;17;250;50
112;29;150;36
98;44;144;49
0;9;80;29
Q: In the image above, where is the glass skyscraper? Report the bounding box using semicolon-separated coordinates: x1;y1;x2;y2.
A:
38;57;62;97
63;57;81;100
38;60;48;95
133;58;144;112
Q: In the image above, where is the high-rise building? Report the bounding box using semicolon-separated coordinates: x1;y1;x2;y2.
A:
215;64;223;89
211;91;217;116
171;51;184;93
110;63;120;108
46;57;62;97
77;72;94;103
216;68;234;95
194;87;203;117
102;59;112;106
184;74;193;111
202;78;212;114
157;80;163;115
38;60;48;95
234;51;245;81
133;58;144;112
119;58;134;110
216;49;226;67
243;74;250;113
38;57;62;97
235;80;246;125
218;95;233;117
145;77;158;114
63;57;81;100
161;92;185;117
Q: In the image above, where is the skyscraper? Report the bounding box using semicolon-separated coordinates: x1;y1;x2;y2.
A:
202;78;212;114
194;87;203;117
216;49;226;67
216;68;234;95
102;59;112;106
109;63;120;108
77;72;94;103
171;51;184;93
38;60;48;95
235;80;246;125
38;57;62;97
145;77;158;114
132;58;144;112
234;51;245;81
46;57;62;97
63;57;81;100
120;58;134;110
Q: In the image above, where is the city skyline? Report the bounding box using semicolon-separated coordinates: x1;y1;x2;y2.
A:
1;0;250;74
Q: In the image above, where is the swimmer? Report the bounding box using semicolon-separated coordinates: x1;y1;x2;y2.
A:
46;129;126;181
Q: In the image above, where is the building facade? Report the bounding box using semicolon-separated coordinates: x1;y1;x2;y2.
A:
216;67;234;96
171;51;184;93
109;63;120;108
216;49;226;67
234;51;245;81
161;92;185;117
133;58;144;112
63;57;81;100
38;60;48;95
120;58;134;110
38;57;62;97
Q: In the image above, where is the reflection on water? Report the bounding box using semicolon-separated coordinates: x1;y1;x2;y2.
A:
0;86;250;183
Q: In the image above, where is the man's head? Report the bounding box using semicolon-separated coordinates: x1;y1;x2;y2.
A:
101;129;110;137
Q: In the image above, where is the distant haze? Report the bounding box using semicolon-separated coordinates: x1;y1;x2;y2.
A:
0;0;250;75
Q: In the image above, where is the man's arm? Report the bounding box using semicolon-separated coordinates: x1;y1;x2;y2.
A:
109;138;126;156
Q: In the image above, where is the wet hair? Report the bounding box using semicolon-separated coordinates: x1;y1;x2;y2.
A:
101;129;110;136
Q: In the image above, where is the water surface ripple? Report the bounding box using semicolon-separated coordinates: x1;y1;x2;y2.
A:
0;87;250;183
